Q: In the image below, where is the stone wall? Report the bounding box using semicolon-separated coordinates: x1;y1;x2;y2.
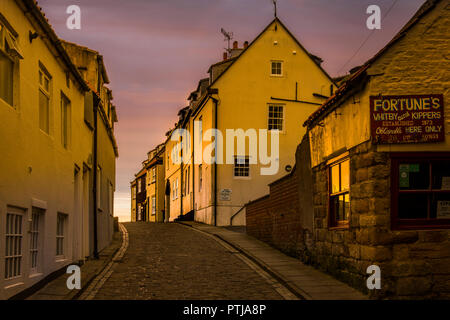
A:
311;141;450;299
247;138;450;299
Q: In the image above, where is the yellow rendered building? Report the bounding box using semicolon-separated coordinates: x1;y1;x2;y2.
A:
188;18;336;226
0;0;117;299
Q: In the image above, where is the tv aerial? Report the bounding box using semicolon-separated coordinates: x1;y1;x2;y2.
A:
221;28;234;54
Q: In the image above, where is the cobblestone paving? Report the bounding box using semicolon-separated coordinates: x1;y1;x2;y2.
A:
93;222;283;300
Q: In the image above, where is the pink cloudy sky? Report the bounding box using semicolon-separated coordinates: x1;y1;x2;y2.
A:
38;0;425;221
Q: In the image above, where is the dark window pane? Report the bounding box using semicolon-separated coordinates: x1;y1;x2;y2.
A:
399;163;429;190
331;164;340;194
398;193;428;219
431;193;450;219
432;161;450;190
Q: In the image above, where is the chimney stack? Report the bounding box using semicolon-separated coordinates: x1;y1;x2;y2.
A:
244;41;249;49
233;41;238;49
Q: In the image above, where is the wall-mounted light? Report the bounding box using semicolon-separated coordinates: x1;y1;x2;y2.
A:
29;31;38;43
285;165;292;172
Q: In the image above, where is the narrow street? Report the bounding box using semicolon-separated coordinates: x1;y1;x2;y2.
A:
90;223;285;300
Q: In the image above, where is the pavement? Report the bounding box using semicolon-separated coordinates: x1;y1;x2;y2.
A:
178;221;368;300
26;230;122;300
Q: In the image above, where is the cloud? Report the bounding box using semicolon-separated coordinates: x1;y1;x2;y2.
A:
37;0;426;219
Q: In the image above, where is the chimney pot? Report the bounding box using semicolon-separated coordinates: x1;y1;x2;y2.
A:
233;41;238;49
244;41;249;49
223;52;228;61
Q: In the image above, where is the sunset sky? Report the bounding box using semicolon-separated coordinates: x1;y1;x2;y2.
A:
38;0;425;222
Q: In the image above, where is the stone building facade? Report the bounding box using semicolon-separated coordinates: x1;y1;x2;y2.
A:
247;0;450;299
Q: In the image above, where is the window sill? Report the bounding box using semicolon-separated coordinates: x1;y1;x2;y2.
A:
233;176;251;180
55;257;67;263
29;272;43;279
4;281;24;290
329;223;349;231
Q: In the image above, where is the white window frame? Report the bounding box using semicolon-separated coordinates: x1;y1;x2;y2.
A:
151;196;156;215
270;60;283;77
56;213;67;258
268;104;284;132
39;68;51;135
30;207;44;274
61;92;71;149
5;207;24;280
199;164;203;192
233;155;251;179
151;167;156;183
0;21;21;107
97;166;102;209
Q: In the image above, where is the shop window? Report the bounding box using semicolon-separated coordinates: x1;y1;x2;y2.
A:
392;153;450;229
329;158;350;228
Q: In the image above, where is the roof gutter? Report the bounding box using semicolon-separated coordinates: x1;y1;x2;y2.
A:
21;0;89;92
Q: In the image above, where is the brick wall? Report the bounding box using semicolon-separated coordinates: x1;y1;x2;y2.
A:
246;136;314;259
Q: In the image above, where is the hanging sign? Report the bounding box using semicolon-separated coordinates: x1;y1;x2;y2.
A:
370;94;445;144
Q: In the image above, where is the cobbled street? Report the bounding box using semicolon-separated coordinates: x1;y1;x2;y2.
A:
92;223;284;300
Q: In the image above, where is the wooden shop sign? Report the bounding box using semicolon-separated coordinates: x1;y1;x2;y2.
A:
370;94;445;144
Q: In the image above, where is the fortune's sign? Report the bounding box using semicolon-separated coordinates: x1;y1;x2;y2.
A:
370;94;445;144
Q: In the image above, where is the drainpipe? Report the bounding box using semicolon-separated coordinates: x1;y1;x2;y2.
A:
192;121;195;218
180;135;183;217
92;56;102;259
212;97;219;226
92;90;99;259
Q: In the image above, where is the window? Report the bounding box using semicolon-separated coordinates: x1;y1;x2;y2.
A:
0;21;21;106
137;179;141;193
151;196;156;215
61;93;70;149
39;68;51;134
97;166;102;207
234;156;250;177
172;179;179;200
268;104;284;131
199;164;203;192
271;61;283;76
184;167;190;195
30;208;44;272
391;153;450;229
108;181;114;216
329;158;350;228
187;167;190;194
56;213;67;257
132;186;136;199
151;167;156;183
5;207;24;279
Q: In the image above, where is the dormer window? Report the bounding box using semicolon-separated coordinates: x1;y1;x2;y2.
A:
271;61;283;76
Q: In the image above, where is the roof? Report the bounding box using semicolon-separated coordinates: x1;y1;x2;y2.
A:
209;17;337;89
18;0;89;91
61;40;110;84
303;0;442;128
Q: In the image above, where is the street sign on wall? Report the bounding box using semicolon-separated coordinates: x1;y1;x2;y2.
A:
370;94;445;144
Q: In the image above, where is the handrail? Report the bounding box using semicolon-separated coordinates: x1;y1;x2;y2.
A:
230;205;246;226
